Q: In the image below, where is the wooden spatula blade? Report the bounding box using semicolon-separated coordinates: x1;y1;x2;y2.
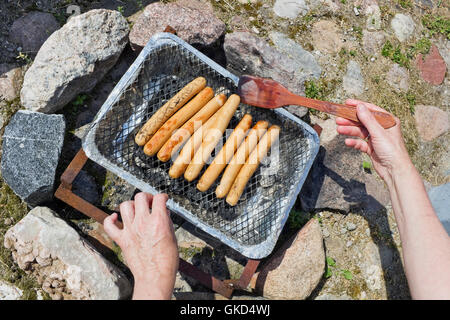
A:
237;75;289;109
238;75;397;129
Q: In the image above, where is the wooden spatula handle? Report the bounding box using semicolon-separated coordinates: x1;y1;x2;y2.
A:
292;96;396;129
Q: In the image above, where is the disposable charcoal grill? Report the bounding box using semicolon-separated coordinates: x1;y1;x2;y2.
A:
82;33;319;258
56;33;319;297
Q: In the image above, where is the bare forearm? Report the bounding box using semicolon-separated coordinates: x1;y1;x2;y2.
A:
388;162;450;299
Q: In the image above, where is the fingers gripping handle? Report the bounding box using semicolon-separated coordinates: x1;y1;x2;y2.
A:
333;103;396;129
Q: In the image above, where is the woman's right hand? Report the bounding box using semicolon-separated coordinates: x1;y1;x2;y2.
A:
336;99;412;186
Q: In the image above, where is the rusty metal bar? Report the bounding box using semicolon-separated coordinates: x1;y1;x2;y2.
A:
178;259;234;298
54;148;264;299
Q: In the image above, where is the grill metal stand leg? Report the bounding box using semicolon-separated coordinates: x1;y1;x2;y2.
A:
55;148;260;299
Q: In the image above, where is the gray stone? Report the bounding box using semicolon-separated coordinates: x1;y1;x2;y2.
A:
0;281;23;300
0;64;23;101
362;30;385;56
391;14;415;42
129;1;225;50
72;170;100;205
224;32;308;117
250;219;324;299
343;60;364;96
273;0;309;19
9;11;60;53
1;111;65;206
269;32;322;81
428;183;450;235
4;207;132;300
300;135;391;213
386;64;409;92
365;4;381;31
20;9;129;113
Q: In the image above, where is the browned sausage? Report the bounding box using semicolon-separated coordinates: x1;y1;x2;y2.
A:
197;114;252;192
184;94;240;182
168;105;224;179
215;120;268;198
157;93;226;162
135;77;206;146
143;87;214;156
226;125;280;206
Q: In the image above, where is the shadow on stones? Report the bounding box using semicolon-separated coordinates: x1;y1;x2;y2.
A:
301;146;410;299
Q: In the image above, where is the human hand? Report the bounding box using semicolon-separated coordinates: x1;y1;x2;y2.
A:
103;192;178;300
336;99;412;186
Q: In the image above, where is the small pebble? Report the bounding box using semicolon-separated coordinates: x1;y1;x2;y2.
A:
353;7;360;16
4;218;12;225
370;57;375;62
346;240;353;247
322;228;330;238
346;222;357;231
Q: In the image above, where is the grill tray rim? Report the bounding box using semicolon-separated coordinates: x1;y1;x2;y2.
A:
82;33;320;259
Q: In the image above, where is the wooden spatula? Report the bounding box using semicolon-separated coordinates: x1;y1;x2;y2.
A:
237;75;396;129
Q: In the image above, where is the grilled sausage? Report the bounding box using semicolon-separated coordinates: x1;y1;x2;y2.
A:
215;120;268;199
143;87;214;156
135;77;206;146
197;114;252;192
168;106;223;179
184;94;240;182
225;125;280;206
157;93;226;162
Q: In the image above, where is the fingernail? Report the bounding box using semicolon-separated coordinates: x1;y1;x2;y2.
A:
357;104;367;112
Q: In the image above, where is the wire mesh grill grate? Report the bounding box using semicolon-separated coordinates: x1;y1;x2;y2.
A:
84;36;318;256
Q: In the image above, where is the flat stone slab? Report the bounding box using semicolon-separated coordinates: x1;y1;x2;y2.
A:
4;206;132;300
428;183;450;235
1;110;65;206
415;45;447;86
414;105;449;141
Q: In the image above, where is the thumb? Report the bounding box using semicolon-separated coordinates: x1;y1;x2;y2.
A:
356;104;384;137
103;213;122;245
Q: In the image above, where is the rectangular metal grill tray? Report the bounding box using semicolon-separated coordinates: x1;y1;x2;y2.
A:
83;33;320;259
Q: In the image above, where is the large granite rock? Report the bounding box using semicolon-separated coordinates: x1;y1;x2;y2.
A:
9;11;60;53
1;111;65;206
129;0;225;50
0;64;23;101
299;129;391;213
250;219;324;299
20;9;129;113
224;31;314;118
4;207;132;300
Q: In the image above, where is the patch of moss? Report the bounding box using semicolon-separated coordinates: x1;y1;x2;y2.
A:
179;246;203;260
381;41;409;67
422;14;450;39
397;0;413;8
